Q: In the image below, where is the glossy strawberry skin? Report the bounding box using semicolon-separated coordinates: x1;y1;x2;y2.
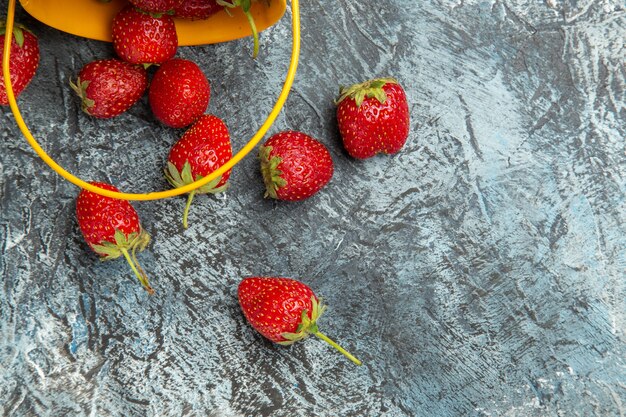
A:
167;114;232;187
71;59;148;119
129;0;183;13
238;277;317;343
76;182;154;294
259;131;334;201
173;0;222;20
76;182;142;252
336;79;410;159
0;22;39;105
111;6;178;65
149;58;210;128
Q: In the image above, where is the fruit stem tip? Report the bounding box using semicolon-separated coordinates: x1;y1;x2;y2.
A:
121;248;155;295
314;331;362;366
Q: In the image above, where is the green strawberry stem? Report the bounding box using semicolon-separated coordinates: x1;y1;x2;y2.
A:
120;247;155;295
280;296;362;365
182;190;196;229
217;0;260;58
131;245;150;288
165;161;228;229
314;331;362;366
243;9;259;58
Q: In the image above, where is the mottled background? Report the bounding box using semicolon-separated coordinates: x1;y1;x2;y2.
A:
1;0;625;416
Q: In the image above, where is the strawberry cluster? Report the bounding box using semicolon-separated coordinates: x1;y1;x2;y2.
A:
3;1;411;367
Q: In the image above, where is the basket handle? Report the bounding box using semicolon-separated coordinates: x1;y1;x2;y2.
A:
2;0;301;201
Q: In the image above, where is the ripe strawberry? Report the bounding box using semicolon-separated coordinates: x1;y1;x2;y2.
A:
259;131;333;201
129;0;183;14
149;58;210;128
76;181;154;294
238;276;362;365
173;0;222;20
70;59;148;119
0;20;39;106
111;6;178;66
336;77;410;159
165;114;232;228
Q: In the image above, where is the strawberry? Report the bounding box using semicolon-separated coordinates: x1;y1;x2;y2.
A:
238;276;362;365
129;0;183;14
173;0;222;20
70;59;148;119
0;20;39;106
259;131;333;201
111;6;178;66
76;181;154;294
149;58;210;128
165;114;232;228
336;77;410;159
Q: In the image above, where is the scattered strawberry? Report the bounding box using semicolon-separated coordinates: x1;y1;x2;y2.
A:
0;20;39;105
173;0;222;20
259;131;333;201
165;114;232;228
129;0;183;14
111;6;178;66
336;77;410;159
76;182;154;294
69;59;148;119
149;58;210;128
217;0;261;58
238;276;362;365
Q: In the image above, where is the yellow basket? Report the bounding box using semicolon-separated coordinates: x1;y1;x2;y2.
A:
2;0;301;201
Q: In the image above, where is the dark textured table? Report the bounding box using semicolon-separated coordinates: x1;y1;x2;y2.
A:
1;1;625;416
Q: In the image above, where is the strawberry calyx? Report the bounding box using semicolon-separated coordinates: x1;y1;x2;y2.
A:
216;0;260;58
259;145;286;199
279;296;362;366
69;77;96;114
91;229;155;295
336;77;398;107
165;161;228;194
91;229;150;259
165;161;228;228
278;295;327;345
0;20;31;48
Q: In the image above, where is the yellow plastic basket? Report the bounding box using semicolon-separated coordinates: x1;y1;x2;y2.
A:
2;0;301;201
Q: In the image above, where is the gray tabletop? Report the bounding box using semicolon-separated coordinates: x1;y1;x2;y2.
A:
1;1;625;416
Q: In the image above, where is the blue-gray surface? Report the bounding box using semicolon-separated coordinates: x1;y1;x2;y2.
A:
1;0;625;416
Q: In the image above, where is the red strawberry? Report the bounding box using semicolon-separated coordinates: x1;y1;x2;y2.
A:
76;181;154;294
238;276;362;365
129;0;183;14
0;20;39;105
165;114;232;228
259;131;333;201
111;6;178;66
336;77;410;159
149;58;210;128
70;59;148;119
173;0;222;20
